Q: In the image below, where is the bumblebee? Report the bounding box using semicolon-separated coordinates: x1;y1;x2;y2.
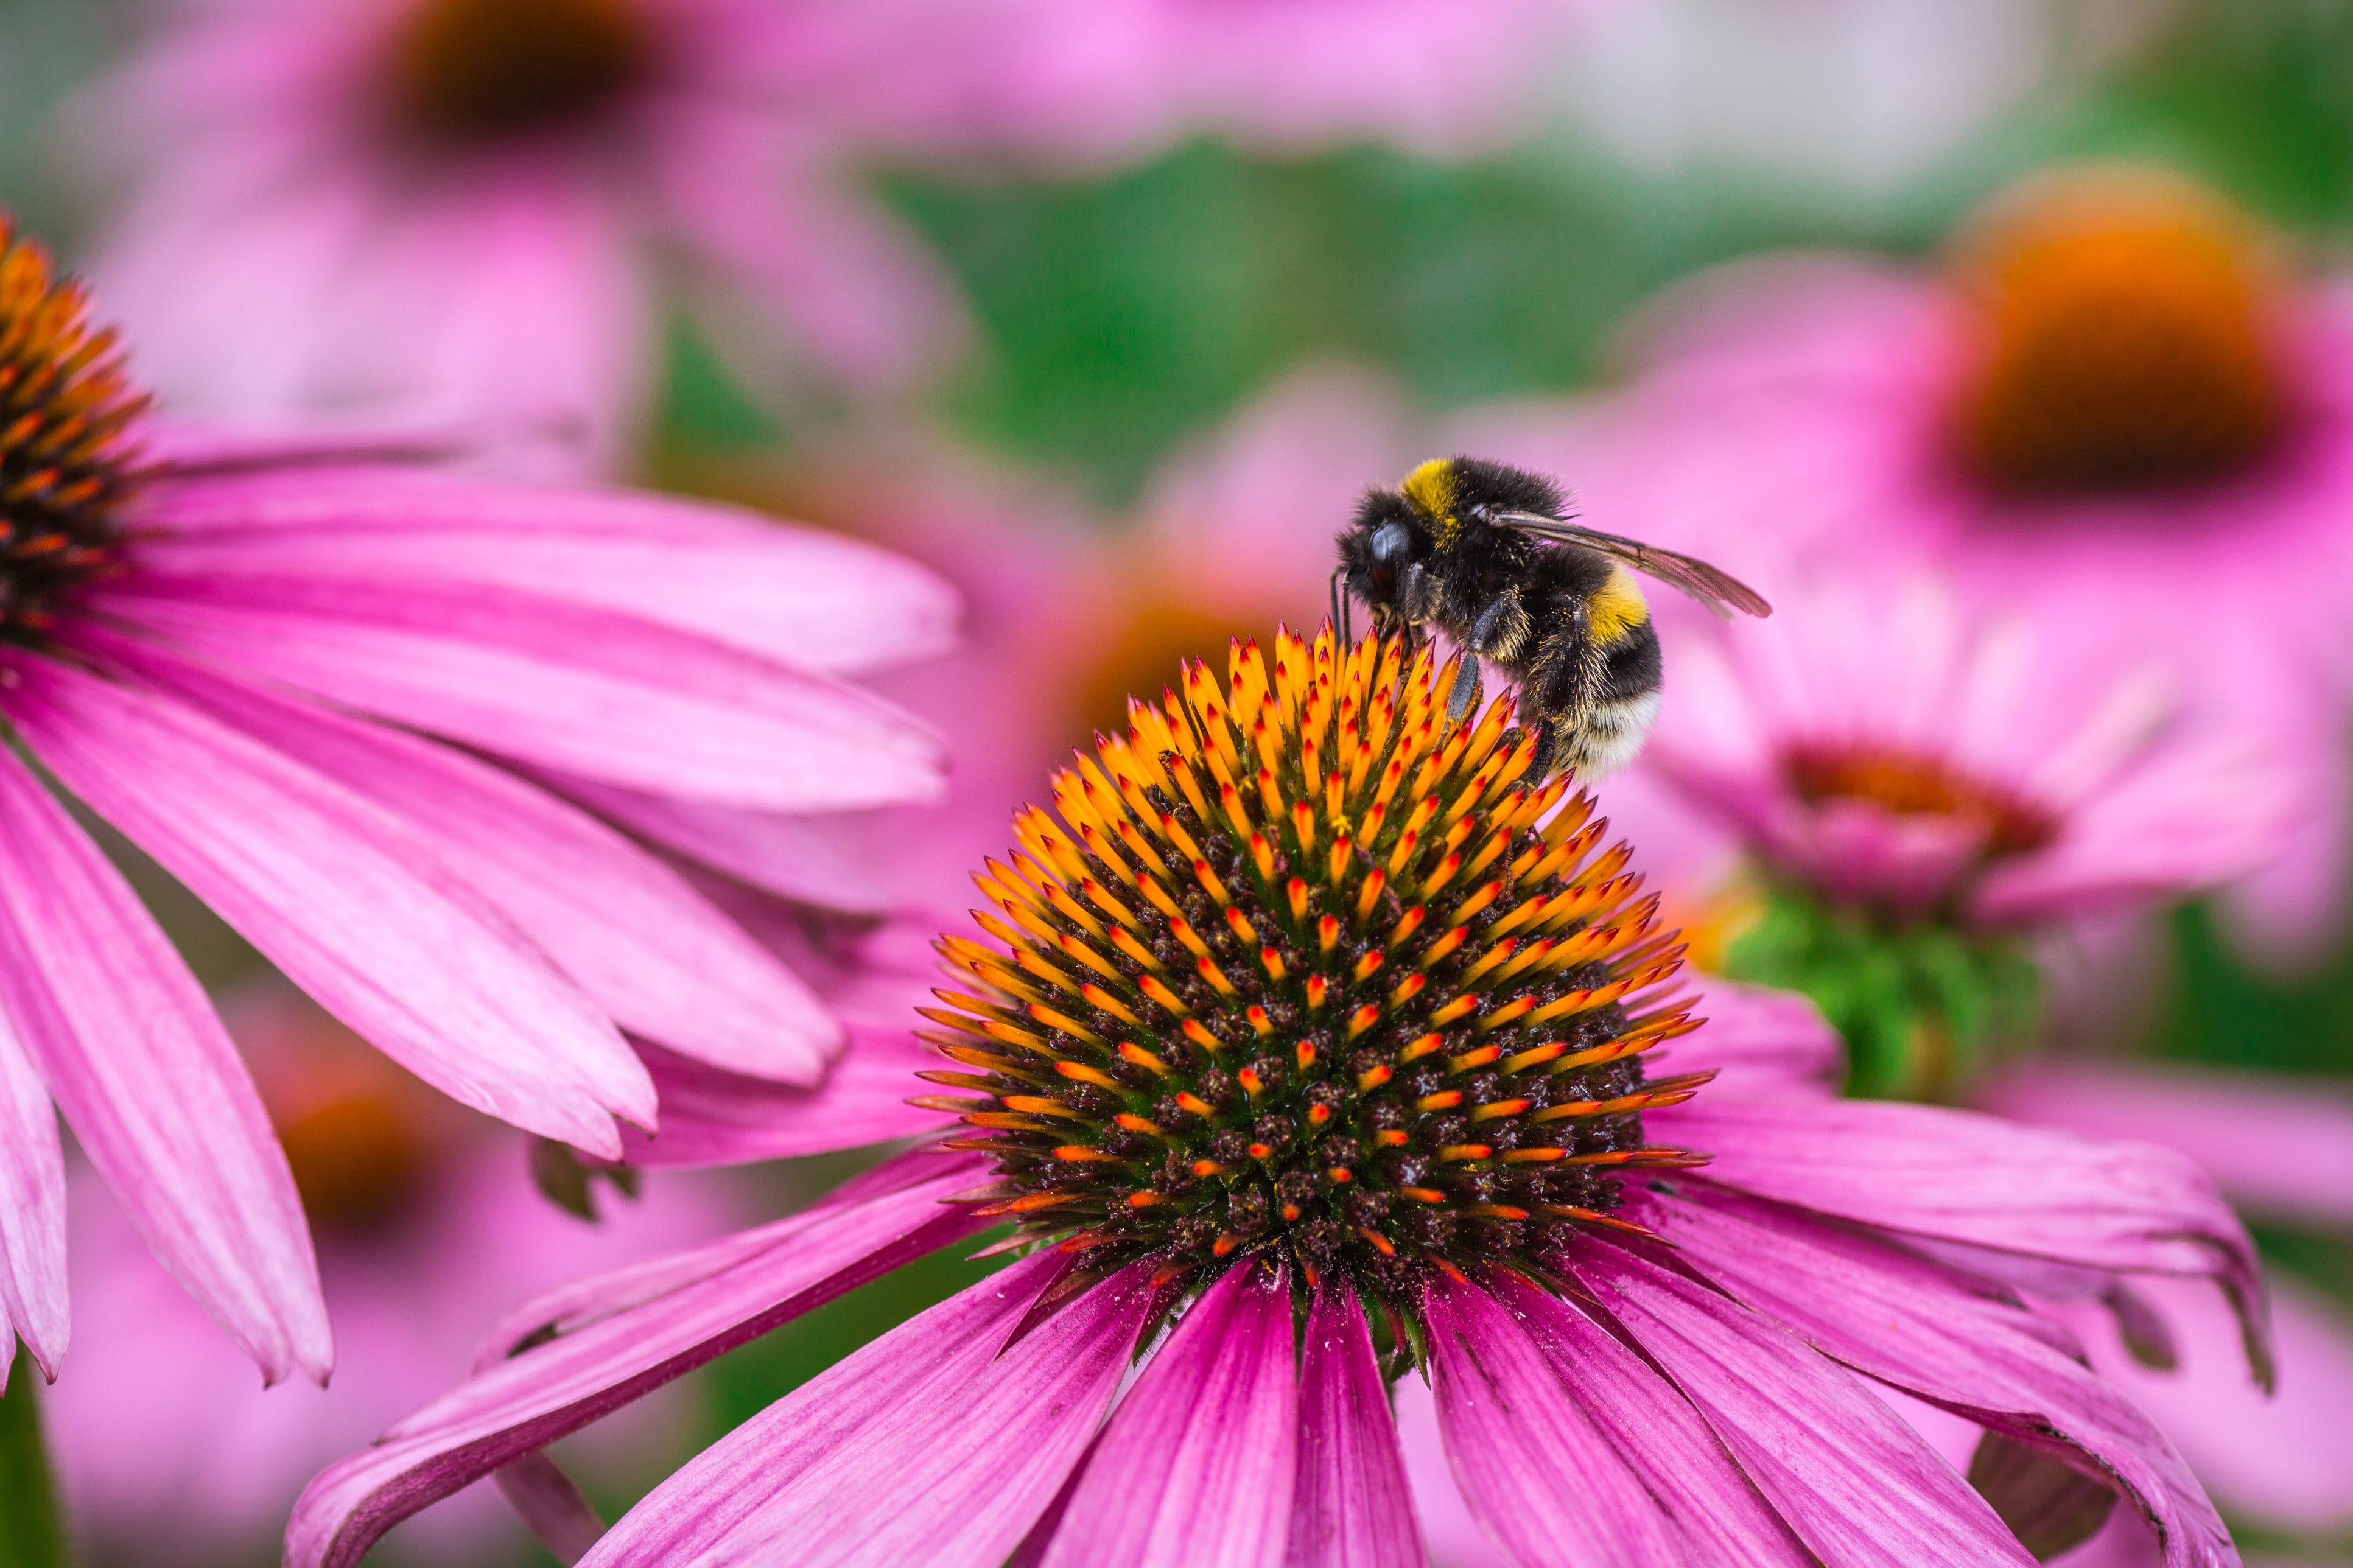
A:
1334;457;1770;780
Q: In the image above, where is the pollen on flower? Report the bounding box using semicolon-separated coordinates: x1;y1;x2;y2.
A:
917;626;1709;1331
0;220;144;647
1948;167;2290;496
1784;741;2057;858
385;0;656;145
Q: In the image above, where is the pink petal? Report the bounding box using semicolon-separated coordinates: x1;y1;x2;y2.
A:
285;1149;988;1568
1424;1269;1812;1567
0;747;328;1386
0;1012;68;1383
1980;1060;2353;1231
1291;1284;1425;1568
7;656;652;1155
1565;1241;2039;1568
578;1255;1152;1567
546;771;893;914
493;1452;605;1565
1039;1261;1298;1568
621;1029;948;1169
1653;1096;2271;1383
114;632;838;1083
93;574;945;811
1647;978;1844;1096
1632;1182;2232;1568
139;464;959;675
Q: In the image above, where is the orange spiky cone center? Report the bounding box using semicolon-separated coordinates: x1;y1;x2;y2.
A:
917;626;1708;1326
0;220;144;648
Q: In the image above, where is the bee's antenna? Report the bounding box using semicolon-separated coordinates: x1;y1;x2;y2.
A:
1330;565;1352;644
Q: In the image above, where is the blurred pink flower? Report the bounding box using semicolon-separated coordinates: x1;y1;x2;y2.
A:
290;633;2259;1568
1639;573;2292;930
0;223;948;1390
78;0;967;471
840;0;1611;164
43;981;746;1566
1454;166;2353;952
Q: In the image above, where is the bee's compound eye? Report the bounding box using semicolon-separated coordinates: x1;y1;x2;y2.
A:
1370;521;1414;562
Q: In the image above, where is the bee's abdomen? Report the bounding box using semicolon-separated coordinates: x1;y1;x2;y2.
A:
1564;620;1664;778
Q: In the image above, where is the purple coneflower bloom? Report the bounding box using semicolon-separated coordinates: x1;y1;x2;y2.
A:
79;0;964;469
0;222;947;1389
1459;165;2353;951
296;629;2261;1568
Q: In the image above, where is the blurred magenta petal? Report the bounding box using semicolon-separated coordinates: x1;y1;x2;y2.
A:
1567;1242;2038;1568
1648;976;1843;1094
1426;1267;1813;1567
1292;1284;1425;1568
9;656;653;1155
286;1149;987;1568
135;464;958;676
117;634;838;1084
1980;1060;2353;1231
0;751;328;1387
494;1452;606;1566
622;1027;947;1169
1656;1096;2270;1377
1038;1261;1297;1568
580;1255;1151;1568
548;773;896;914
1632;1183;2232;1568
0;1012;68;1384
94;573;944;812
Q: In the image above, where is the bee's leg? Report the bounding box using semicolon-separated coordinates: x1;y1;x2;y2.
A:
1447;653;1483;723
1398;561;1431;622
1526;718;1560;780
1330;565;1350;643
1467;588;1530;665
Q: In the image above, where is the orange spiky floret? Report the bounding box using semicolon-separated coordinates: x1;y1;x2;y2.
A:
920;626;1700;1320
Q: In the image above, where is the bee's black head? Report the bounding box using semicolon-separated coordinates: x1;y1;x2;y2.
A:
1352;457;1566;553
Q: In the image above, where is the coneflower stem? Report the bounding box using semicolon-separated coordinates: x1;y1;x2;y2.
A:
1;1344;69;1568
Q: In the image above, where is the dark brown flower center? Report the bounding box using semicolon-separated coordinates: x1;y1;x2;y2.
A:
385;0;656;146
919;629;1708;1332
1946;168;2290;497
0;222;143;648
278;1094;425;1233
1784;741;2057;858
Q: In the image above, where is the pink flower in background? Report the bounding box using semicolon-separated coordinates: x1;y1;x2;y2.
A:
79;0;967;471
43;981;745;1565
294;631;2257;1568
1456;165;2353;951
840;0;1612;164
1639;573;2290;930
0;223;949;1390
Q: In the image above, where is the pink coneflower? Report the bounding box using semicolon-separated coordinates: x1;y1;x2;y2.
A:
839;0;1610;164
1470;165;2353;950
1625;570;2288;1096
295;629;2260;1568
43;981;743;1564
0;221;948;1389
80;0;964;469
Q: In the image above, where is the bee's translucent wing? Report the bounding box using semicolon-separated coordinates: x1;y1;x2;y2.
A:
1491;511;1773;620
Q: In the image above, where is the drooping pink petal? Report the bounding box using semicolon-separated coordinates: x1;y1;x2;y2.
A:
1979;1060;2353;1231
1651;1096;2271;1382
6;656;652;1154
91;574;945;811
110;631;838;1083
138;463;959;676
493;1451;605;1566
1290;1284;1424;1568
621;1029;947;1169
545;770;894;914
1564;1241;2039;1568
0;747;328;1387
0;1013;68;1383
286;1149;988;1568
1629;1182;2233;1568
1038;1260;1299;1568
578;1255;1152;1568
1423;1268;1812;1567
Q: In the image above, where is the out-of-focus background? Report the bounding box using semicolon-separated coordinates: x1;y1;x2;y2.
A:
4;0;2352;1563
